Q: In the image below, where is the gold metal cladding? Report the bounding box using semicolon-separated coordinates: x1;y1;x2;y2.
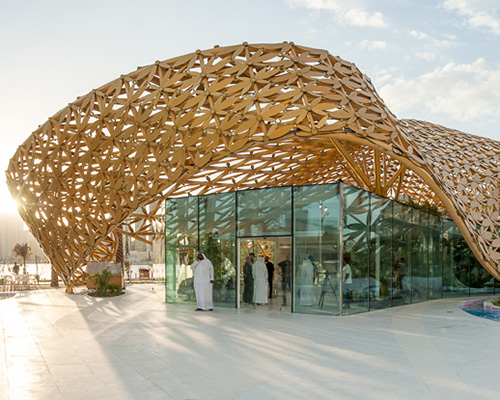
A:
6;42;500;288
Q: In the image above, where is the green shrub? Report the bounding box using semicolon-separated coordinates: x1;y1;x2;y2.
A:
90;268;124;297
107;284;122;293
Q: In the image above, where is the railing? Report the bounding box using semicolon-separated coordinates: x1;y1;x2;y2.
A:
2;274;39;292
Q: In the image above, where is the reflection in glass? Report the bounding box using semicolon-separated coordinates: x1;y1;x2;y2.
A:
163;182;496;315
411;209;429;303
470;247;495;297
237;187;292;237
165;197;198;304
293;184;340;315
370;194;393;309
275;243;292;311
392;202;412;305
441;219;494;297
199;193;236;307
298;257;315;306
428;214;443;300
343;186;370;315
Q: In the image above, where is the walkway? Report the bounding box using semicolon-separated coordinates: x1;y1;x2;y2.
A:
1;286;499;399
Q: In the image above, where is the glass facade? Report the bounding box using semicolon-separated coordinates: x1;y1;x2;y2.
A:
442;219;497;298
368;194;393;311
293;184;340;315
165;196;199;304
199;193;237;305
165;183;499;315
343;185;370;315
392;201;412;306
410;209;428;304
165;193;236;307
237;187;292;237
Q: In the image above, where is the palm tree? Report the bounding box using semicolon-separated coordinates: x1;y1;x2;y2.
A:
115;230;124;288
12;243;30;274
51;266;59;287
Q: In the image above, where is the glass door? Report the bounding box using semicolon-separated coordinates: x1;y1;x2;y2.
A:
237;237;292;312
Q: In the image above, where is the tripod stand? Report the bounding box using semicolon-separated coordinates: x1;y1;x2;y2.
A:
318;271;337;309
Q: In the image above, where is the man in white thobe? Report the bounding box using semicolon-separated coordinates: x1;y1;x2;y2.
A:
300;257;315;306
191;252;214;311
252;256;268;305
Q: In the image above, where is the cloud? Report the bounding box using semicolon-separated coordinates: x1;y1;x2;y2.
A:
286;0;341;11
342;9;386;28
305;27;321;38
442;0;500;34
408;29;457;48
287;0;388;27
409;30;429;40
359;40;387;50
415;52;436;61
378;58;500;123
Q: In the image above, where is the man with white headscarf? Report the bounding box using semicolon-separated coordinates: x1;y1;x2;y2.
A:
190;252;214;311
252;255;268;305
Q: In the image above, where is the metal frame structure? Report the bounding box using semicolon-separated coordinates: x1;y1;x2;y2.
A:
6;42;500;290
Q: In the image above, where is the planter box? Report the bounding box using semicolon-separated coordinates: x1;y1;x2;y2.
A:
86;262;123;289
87;275;124;289
483;299;500;313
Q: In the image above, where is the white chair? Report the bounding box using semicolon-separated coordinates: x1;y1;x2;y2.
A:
16;274;29;290
3;275;15;292
28;274;39;289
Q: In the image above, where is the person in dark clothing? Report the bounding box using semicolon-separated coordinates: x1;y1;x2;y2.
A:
12;262;19;275
277;255;291;306
242;252;255;304
264;256;275;299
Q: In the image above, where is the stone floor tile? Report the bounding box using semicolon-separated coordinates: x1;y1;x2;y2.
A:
1;286;499;399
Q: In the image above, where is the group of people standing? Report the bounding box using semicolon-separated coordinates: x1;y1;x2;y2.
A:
191;250;350;311
190;251;290;311
243;253;278;305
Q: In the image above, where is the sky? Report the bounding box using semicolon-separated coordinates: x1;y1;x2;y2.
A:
1;0;499;215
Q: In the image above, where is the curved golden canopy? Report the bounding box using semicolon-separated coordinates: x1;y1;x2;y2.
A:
6;42;500;286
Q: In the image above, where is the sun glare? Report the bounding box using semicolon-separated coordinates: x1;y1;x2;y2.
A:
0;185;19;215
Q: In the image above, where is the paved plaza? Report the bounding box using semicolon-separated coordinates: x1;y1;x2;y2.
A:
1;285;499;400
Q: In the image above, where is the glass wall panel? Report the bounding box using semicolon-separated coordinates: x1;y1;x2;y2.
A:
164;183;499;313
369;194;393;310
428;214;443;300
495;271;500;294
411;209;428;303
441;219;494;297
165;197;199;304
199;193;236;307
470;246;495;297
442;219;470;297
343;186;370;315
392;202;412;305
238;237;292;311
293;184;340;315
237;187;292;237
